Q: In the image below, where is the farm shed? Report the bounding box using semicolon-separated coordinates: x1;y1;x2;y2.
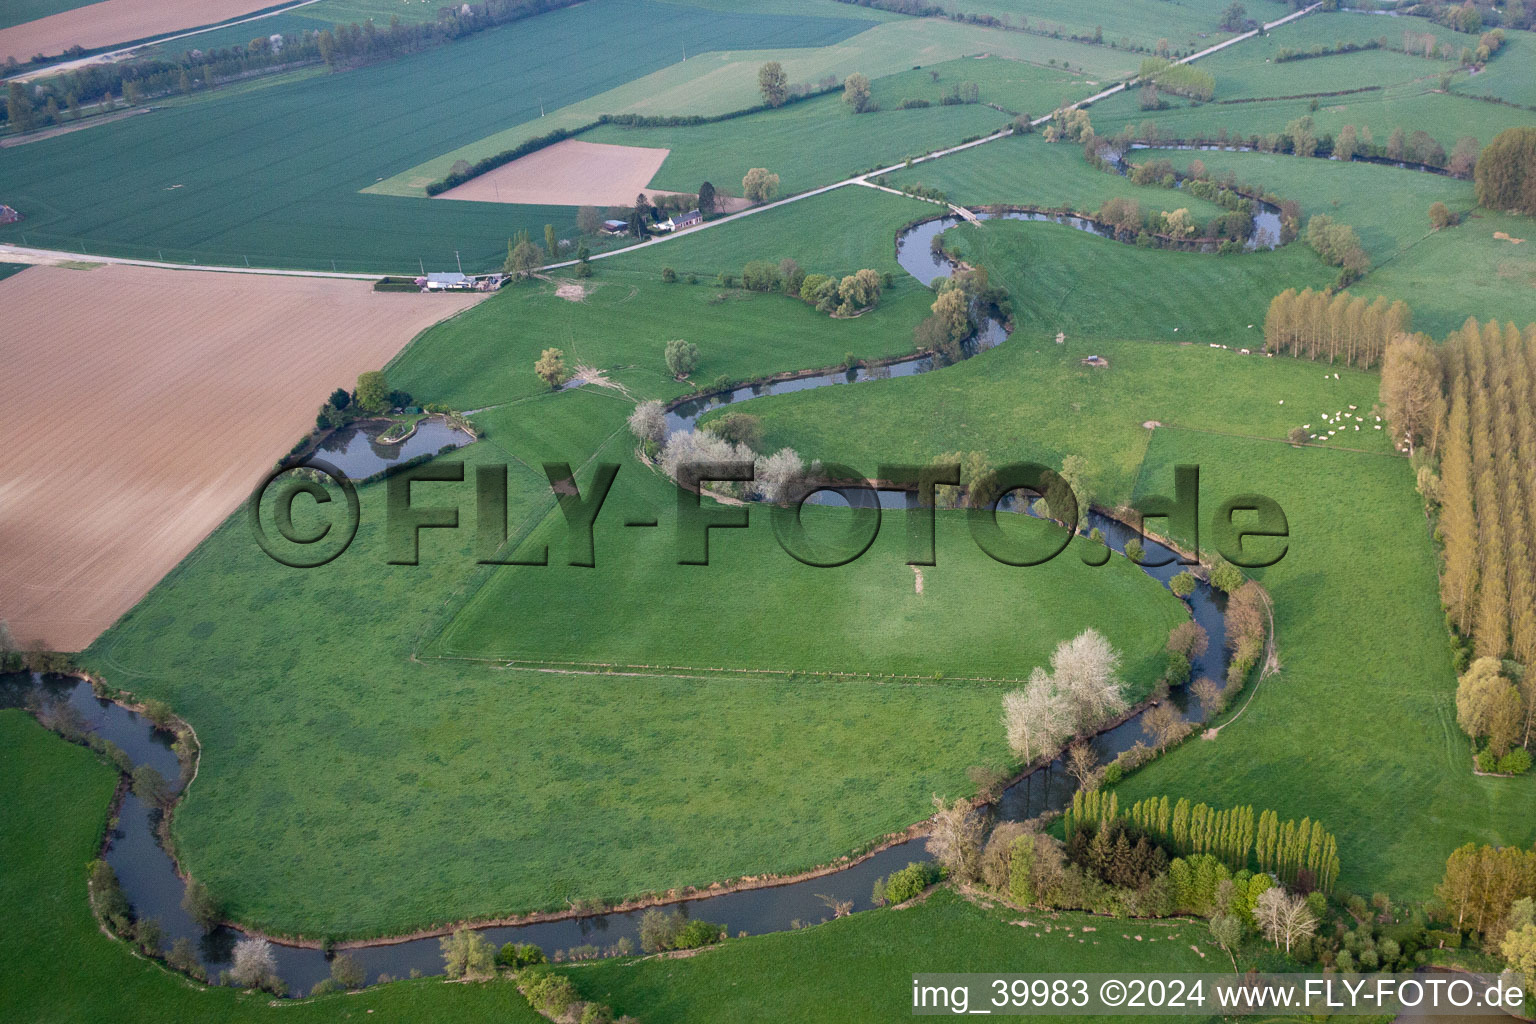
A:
426;272;471;291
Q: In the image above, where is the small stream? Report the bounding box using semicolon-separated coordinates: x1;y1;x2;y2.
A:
10;212;1245;996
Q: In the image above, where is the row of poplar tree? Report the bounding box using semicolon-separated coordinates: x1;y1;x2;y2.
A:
1262;287;1413;369
1064;789;1341;893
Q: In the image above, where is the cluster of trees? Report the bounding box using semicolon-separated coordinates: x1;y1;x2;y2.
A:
1224;581;1269;687
1437;842;1536;935
1095;195;1251;246
1138;58;1216;102
638;908;725;953
1262;287;1411;368
742;167;780;204
1429;319;1536;667
1105;794;1343;892
1041;108;1092;144
643;406;813;507
1001;630;1129;764
790;266;887;317
1303;215;1369;285
913;264;1007;363
1475;126;1536;214
1456;658;1534;772
313;370;405;431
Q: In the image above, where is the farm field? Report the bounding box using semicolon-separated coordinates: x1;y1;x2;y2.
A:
566;888;1217;1024
0;0;98;32
0;0;870;272
885;131;1230;219
0;262;480;651
374;16;1139;198
0;0;286;62
0;710;551;1023
1451;27;1536;108
434;139;696;208
581;90;1006;198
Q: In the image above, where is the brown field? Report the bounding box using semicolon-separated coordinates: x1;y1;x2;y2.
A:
436;139;707;208
0;263;480;651
0;0;279;62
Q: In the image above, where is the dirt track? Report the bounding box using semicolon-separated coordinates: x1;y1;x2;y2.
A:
0;263;480;651
436;139;709;208
0;0;280;62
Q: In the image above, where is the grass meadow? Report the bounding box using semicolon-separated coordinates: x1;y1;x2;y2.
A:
919;0;1293;54
582;90;1007;198
79;195;1184;935
736;332;1388;516
886;131;1231;218
0;0;869;272
1451;27;1536;108
566;888;1218;1023
1115;429;1536;897
866;57;1098;118
0;710;551;1023
943;216;1335;341
1135;149;1536;335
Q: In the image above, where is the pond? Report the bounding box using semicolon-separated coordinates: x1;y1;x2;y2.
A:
307;415;474;480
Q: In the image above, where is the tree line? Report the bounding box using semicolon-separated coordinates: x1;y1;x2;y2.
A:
1069;791;1341;892
1263;286;1411;368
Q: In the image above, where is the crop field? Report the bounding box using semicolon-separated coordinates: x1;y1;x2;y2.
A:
567;889;1218;1023
0;0;285;61
581;91;1006;198
885;132;1230;218
0;0;871;272
0;0;97;32
0;710;550;1023
375;17;1139;198
1116;429;1535;896
0;263;479;651
434;140;689;208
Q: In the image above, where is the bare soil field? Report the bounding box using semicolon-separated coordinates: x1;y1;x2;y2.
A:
0;0;279;62
436;139;707;208
0;263;480;651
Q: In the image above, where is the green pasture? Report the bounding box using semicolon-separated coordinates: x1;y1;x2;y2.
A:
81;196;1184;934
435;415;1186;683
567;888;1217;1024
1114;429;1536;897
1451;27;1536;108
867;56;1097;118
943;215;1334;341
886;131;1230;219
0;0;870;272
735;332;1388;511
582;90;1006;198
1140;148;1473;258
907;0;1292;55
1090;73;1532;152
0;710;550;1023
376;16;1140;197
387;190;940;410
1135;149;1534;334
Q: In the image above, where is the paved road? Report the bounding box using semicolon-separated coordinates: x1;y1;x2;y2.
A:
9;2;1325;278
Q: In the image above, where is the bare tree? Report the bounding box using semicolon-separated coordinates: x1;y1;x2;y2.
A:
627;400;667;444
1142;703;1190;751
815;893;853;918
753;447;809;504
230;937;277;989
1064;742;1102;791
926;795;986;883
1190;677;1223;717
1003;669;1073;762
1052;629;1127;728
1255;887;1316;953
